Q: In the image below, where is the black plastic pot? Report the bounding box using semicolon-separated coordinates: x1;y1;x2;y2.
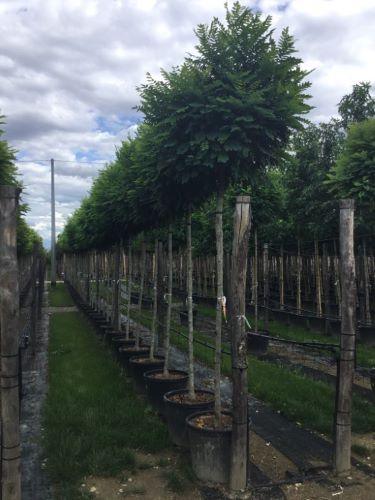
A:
129;356;165;393
163;389;214;447
247;329;269;353
111;336;136;350
179;309;197;326
118;346;150;370
186;410;232;484
143;369;188;415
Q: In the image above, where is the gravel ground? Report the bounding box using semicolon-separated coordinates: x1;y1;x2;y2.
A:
21;289;52;500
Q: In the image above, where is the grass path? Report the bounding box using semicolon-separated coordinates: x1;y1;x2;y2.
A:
49;282;76;307
43;310;169;499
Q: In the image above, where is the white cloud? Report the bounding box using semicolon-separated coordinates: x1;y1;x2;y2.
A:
0;0;373;247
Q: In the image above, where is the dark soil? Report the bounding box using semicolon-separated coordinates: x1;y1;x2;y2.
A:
150;370;186;380
191;413;232;431
168;391;214;405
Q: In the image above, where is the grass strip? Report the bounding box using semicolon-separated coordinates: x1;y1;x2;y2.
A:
43;311;169;499
49;282;75;307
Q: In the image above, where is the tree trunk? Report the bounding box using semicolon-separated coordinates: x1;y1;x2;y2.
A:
315;240;323;317
230;195;251;492
296;240;302;315
135;240;146;349
279;245;284;310
157;241;167;348
362;238;371;325
263;243;269;331
150;240;158;360
126;242;133;339
163;228;173;375
113;244;121;330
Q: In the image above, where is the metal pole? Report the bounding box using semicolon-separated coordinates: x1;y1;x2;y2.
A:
50;158;56;286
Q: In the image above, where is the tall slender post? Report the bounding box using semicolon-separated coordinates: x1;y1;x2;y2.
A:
263;243;269;331
230;195;251;492
163;228;173;375
187;211;195;398
126;242;133;339
334;199;356;475
254;230;258;333
50;158;56;287
0;186;22;500
214;187;224;426
279;245;284;310
113;244;121;330
135;241;146;350
150;240;158;360
296;239;302;315
315;240;322;317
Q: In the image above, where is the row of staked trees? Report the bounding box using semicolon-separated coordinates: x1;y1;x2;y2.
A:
58;3;374;489
0;116;43;256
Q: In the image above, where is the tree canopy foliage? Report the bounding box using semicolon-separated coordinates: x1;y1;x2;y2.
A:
0;114;43;255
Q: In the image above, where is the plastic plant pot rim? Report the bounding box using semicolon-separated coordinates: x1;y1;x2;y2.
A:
143;369;188;381
118;346;149;353
186;410;233;436
163;388;215;408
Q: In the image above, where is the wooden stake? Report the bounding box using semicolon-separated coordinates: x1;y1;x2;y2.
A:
334;199;356;475
135;241;146;350
126;242;133;339
186;211;195;398
214;188;224;426
279;245;284;310
113;244;121;330
0;186;21;500
315;240;323;317
296;239;302;315
263;243;269;331
230;195;251;492
254;231;258;333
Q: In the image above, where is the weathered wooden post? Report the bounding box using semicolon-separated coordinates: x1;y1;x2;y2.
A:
0;186;22;500
334;199;356;475
230;195;251;492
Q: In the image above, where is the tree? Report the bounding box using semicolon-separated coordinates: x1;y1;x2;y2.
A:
338;82;375;130
327;118;375;232
138;1;311;425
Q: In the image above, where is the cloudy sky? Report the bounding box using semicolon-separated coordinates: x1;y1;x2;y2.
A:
1;0;374;247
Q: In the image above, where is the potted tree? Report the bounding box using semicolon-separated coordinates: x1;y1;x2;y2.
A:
129;239;165;392
144;227;188;414
139;1;310;480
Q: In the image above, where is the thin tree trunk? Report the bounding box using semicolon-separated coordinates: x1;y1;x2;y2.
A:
187;211;195;398
362;238;371;325
135;240;146;349
254;230;258;333
279;244;284;310
214;188;224;426
297;240;302;315
163;227;173;375
150;239;158;361
315;240;323;317
126;241;133;339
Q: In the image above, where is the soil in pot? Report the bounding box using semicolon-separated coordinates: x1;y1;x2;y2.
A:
163;389;214;447
143;369;188;415
247;329;269;354
129;356;165;393
187;410;232;484
118;346;150;370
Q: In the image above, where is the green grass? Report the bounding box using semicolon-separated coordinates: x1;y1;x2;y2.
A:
49;282;75;307
43;311;169;499
133;309;375;436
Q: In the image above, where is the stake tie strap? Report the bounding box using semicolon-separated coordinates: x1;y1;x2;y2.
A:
238;314;252;330
218;296;227;321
